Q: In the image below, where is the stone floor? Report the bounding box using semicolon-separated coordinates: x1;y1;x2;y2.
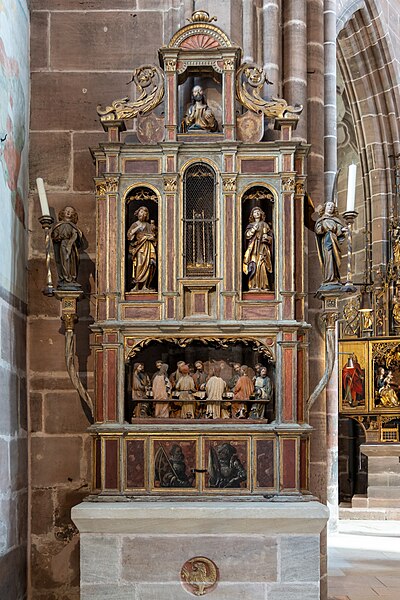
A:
328;520;400;600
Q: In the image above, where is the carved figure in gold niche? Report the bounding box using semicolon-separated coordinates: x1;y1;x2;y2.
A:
314;201;347;288
51;206;83;290
378;371;400;407
181;85;218;133
127;206;157;292
243;207;273;291
132;362;151;419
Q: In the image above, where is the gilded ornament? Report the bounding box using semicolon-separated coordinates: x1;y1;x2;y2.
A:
97;65;164;122
343;296;360;336
223;58;234;70
105;177;119;193
165;59;176;72
187;10;217;24
222;176;236;192
95;182;107;196
181;556;219;596
295;181;305;195
164;177;177;192
236;62;303;119
282;177;295;192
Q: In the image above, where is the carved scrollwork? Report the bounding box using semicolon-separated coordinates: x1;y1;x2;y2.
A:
372;341;400;369
343;296;360;336
97;65;164;122
236;63;303;119
125;336;275;362
223;58;234;71
295;181;305;195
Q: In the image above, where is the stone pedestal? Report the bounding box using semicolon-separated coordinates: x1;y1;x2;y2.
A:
72;500;328;600
351;444;400;512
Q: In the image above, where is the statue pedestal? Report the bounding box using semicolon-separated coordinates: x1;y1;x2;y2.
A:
351;444;400;512
72;500;328;600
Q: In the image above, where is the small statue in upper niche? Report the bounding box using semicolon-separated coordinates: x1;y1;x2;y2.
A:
314;201;347;289
127;206;157;292
51;206;83;290
243;206;273;291
181;85;218;133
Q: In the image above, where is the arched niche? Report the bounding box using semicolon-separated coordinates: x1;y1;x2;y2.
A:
125;186;159;293
241;185;275;293
183;163;216;278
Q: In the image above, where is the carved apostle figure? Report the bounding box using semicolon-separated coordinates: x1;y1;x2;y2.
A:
227;362;242;391
181;85;218;133
132;362;151;419
193;360;207;391
243;206;273;291
205;365;226;419
314;201;347;288
233;365;254;419
175;364;196;419
127;206;157;292
250;366;272;419
51;206;83;289
153;362;171;418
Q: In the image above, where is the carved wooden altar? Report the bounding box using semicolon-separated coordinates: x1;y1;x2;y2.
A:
90;12;311;497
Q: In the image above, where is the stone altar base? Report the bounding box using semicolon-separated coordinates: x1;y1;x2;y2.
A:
72;500;328;600
343;444;400;519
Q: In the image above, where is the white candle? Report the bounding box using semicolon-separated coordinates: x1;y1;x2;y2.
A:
36;178;50;216
346;164;357;212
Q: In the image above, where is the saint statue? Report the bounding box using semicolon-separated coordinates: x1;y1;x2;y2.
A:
243;206;273;291
314;201;347;288
127;206;157;292
181;85;218;133
51;206;83;290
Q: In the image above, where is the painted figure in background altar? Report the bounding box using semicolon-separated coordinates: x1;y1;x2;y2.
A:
175;364;196;419
152;362;171;418
51;206;83;290
378;370;400;407
205;365;226;419
314;201;347;288
208;442;247;488
243;207;273;291
181;85;218;133
127;206;157;292
233;365;254;419
132;362;151;419
250;366;272;419
342;354;365;407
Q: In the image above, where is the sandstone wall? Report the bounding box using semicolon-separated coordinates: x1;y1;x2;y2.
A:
0;1;30;598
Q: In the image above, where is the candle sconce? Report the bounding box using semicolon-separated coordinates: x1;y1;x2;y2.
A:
36;178;93;419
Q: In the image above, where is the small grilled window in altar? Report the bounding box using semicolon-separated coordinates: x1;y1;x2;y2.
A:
242;186;275;293
184;164;216;278
125;186;158;293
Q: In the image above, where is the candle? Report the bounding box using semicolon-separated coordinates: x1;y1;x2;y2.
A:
346;164;357;212
36;177;50;216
